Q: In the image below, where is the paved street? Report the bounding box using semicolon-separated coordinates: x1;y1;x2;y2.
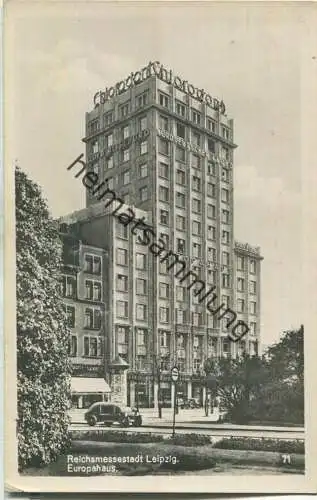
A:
69;408;304;440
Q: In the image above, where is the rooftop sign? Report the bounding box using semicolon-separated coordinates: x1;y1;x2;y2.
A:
94;61;226;114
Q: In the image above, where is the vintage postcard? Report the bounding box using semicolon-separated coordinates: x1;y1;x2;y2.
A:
4;0;317;494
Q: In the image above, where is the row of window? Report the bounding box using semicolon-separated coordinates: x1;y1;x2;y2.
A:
116;247;258;276
115;301;258;322
158;160;230;183
69;335;103;357
63;276;102;301
158;186;230;205
158;137;230;163
66;306;102;330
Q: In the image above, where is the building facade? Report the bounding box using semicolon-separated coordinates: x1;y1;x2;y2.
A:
64;62;263;408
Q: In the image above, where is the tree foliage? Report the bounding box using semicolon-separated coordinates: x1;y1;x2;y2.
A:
16;167;71;470
203;327;304;424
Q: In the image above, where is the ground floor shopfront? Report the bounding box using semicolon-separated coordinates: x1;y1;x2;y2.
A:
127;372;207;409
71;376;112;409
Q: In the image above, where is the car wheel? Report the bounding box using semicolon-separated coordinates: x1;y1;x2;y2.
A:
121;417;129;427
135;416;142;427
87;415;97;427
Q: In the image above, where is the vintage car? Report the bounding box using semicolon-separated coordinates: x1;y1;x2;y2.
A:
84;403;142;427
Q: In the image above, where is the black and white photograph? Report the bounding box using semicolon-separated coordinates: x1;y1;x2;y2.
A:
4;0;317;494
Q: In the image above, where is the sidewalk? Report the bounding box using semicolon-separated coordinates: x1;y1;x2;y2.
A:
69;408;304;432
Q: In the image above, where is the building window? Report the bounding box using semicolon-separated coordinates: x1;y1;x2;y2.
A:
105;133;113;149
84;308;101;329
159;92;169;108
160;209;169;225
207;182;215;197
122;148;130;163
159;307;170;323
159;233;169;247
222;168;230;182
159;115;169;131
136;92;148;108
136;304;147;321
84;255;95;274
207;204;216;219
191;154;200;169
176;309;186;324
222;251;230;266
222;273;230;288
192;131;201;147
175;146;186;163
176;101;186;117
68;335;77;357
193;242;201;258
192;198;201;213
250;322;257;335
106;155;114;170
176;122;186;139
237;299;245;313
221;188;229;203
222;295;230;308
208;138;215;153
136;253;146;270
208;247;216;262
192;221;201;235
250;280;257;294
176;286;186;302
116;248;128;266
139;186;148;202
159;283;170;299
116;220;128;239
222;230;230;245
176;215;186;231
192;109;201;125
118;326;128;345
119;103;130;118
103;111;114;127
66;305;75;328
140;141;148;155
139;116;147;131
222;209;230;224
159;259;168;274
222;126;230;140
207;269;216;284
176;192;186;208
237;277;245;292
136;278;147;295
176;169;185;185
176;238;186;254
123;170;130;185
83;336;102;357
221;146;230;161
250;302;257;314
207;161;216;176
193;313;202;327
158;138;169;155
159;186;169;202
250;259;256;274
207;118;216;133
192;176;201;192
85;280;102;301
116;300;128;318
137;328;146;346
116;274;128;292
207;225;216;241
91;139;99;154
63;276;76;298
237;256;244;270
160;330;170;348
122;125;129;140
159;162;169;179
139;164;148;178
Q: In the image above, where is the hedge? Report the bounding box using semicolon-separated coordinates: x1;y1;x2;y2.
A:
214;437;305;454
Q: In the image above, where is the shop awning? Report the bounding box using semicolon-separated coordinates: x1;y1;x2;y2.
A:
71;377;111;394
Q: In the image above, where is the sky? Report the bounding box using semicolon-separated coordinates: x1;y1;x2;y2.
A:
6;1;315;348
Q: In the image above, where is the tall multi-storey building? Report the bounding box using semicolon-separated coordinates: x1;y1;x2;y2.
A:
65;61;263;408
